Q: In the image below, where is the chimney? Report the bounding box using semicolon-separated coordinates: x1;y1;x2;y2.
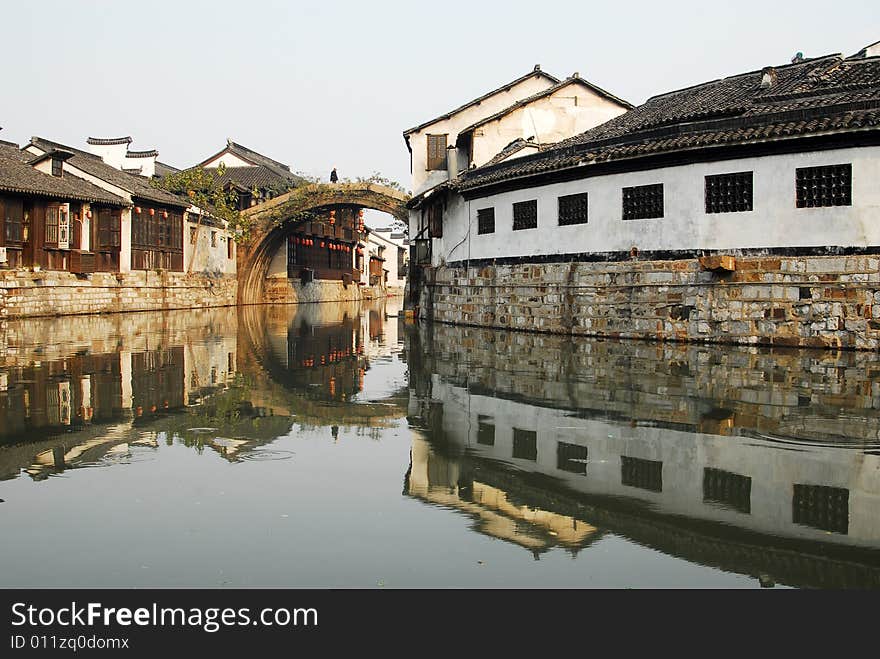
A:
87;136;132;169
760;67;778;89
446;145;458;180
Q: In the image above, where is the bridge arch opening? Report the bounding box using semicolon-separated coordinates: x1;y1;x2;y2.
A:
236;183;409;305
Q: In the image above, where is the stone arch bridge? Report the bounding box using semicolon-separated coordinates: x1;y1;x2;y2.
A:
237;182;409;305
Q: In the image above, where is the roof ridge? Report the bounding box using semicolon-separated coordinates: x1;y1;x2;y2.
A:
645;54;844;103
87;136;132;145
457;76;633;139
402;67;561;136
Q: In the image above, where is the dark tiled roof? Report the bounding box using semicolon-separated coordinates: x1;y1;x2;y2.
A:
86;136;132;145
456;77;633;141
403;66;561;137
482;138;549;167
28;137;189;208
154;161;180;178
458;54;880;192
198;139;299;183
0;143;125;205
209;164;302;191
126;149;158;158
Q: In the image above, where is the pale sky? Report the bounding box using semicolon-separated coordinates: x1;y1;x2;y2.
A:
1;0;877;193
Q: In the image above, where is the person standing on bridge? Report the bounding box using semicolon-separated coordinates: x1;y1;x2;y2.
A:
330;167;338;183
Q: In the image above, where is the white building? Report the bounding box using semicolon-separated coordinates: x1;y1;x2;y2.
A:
408;46;880;268
402;65;631;198
360;227;407;294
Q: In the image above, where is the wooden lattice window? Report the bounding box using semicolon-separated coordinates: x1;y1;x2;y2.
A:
703;467;751;513
512;428;537;461
51;158;63;177
622;183;664;220
45;204;60;246
796;164;852;208
705;172;753;213
793;484;849;534
557;441;587;475
426;201;443;238
512;200;537;231
95;208;121;250
558;192;589;225
621;456;662;492
477;207;495;235
2;197;24;245
426;134;448;171
477;415;495;446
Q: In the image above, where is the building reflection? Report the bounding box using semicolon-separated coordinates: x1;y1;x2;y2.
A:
0;300;407;477
405;322;880;588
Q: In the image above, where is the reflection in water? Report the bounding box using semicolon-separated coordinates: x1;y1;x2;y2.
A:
2;303;880;587
404;323;880;588
0;300;407;476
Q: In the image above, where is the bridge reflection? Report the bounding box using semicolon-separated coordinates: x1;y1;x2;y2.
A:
0;299;407;476
404;322;880;588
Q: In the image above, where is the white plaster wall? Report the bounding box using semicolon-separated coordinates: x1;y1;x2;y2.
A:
470;86;629;167
366;230;408;288
203;152;253;169
87;143;128;169
122;155;156;178
432;146;880;265
408;74;555;195
184;221;235;275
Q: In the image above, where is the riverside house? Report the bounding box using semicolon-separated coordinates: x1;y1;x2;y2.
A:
197;139;304;210
0;139;127;272
25;137;191;273
407;43;880;350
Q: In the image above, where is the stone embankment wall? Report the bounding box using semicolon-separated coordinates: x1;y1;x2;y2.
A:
0;270;237;318
421;254;880;350
262;278;398;305
410;322;880;444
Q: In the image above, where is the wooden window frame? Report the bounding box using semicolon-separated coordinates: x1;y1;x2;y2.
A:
705;171;753;214
795;164;852;208
477;207;495;235
622;183;664;220
558;192;589;226
426;134;448;171
512;200;537;231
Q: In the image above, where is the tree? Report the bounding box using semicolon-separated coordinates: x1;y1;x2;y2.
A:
151;163;250;239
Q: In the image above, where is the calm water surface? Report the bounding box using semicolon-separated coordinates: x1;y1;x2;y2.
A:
1;299;879;588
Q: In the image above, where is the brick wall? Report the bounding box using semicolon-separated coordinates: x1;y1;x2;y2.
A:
0;270;237;318
421;255;880;350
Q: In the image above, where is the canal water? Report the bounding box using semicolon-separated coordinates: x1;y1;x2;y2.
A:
1;299;879;588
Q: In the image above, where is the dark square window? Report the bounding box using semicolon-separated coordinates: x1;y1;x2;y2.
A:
793;484;849;534
621;456;662;492
512;200;537;231
558;192;588;225
557;441;587;475
703;468;751;514
51;158;63;177
477;415;495;446
705;172;753;213
796;164;852;208
477;207;495;235
512;428;537;461
622;183;664;220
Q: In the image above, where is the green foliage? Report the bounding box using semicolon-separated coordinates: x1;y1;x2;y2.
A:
151;163;249;240
354;171;410;196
